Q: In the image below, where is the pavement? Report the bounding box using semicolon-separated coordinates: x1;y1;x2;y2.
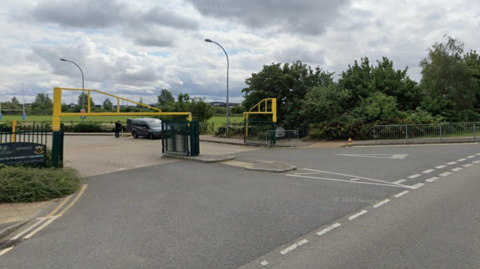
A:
0;133;478;245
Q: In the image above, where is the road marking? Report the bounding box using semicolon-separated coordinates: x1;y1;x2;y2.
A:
435;165;446;169
317;223;341;236
452;167;463;172
134;165;146;168
373;199;390;208
261;260;268;266
348;210;368;220
473;160;480;164
334;154;408;159
439;172;451;177
466;155;475;159
280;239;308;255
395;191;409;198
46;195;74;217
463;164;474;168
23;218;56;239
457;158;467;162
0;247;14;257
476;153;480;156
393;179;407;184
11;219;47;240
422;169;435;174
350;178;360;181
115;168;127;171
410;183;425;189
288;174;410;189
57;185;88;216
426;177;439;183
447;162;457;165
408;174;421;179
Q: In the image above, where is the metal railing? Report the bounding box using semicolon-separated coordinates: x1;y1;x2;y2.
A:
374;122;480;142
265;129;299;147
0;124;51;145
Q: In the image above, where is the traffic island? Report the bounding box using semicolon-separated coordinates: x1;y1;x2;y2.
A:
245;161;297;173
162;154;235;163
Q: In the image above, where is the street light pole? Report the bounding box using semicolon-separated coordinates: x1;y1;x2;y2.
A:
205;38;229;134
60;58;85;123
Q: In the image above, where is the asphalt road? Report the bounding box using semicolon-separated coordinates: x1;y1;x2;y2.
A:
1;143;479;268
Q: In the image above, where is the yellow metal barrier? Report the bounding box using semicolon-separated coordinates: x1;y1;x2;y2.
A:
52;87;193;131
243;98;277;137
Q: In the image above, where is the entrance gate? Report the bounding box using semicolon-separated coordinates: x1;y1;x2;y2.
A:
162;121;200;157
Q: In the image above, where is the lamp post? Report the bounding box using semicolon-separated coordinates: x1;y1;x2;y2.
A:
205;38;229;134
60;58;85;123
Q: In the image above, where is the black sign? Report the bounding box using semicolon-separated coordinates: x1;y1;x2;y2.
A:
0;142;46;166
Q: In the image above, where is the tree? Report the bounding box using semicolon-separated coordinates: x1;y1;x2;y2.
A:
158;89;175;108
174;93;190;112
420;36;479;118
338;57;421;111
189;97;214;123
103;98;113;111
300;84;351;123
356;92;398;122
77;93;95;109
241;61;334;128
137;97;144;108
31;93;53;115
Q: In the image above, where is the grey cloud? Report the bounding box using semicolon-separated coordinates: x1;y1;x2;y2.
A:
30;0;198;30
31;0;129;28
134;38;174;47
141;7;198;30
274;46;326;65
189;0;349;36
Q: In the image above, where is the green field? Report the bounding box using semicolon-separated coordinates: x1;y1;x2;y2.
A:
0;115;244;126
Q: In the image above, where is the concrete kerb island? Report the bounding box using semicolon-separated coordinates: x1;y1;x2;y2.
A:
163;154;235;163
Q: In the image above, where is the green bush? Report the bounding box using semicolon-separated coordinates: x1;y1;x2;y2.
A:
0;165;81;203
215;122;244;136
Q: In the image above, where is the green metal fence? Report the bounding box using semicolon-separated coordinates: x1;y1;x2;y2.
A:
162;121;200;157
0;123;64;167
374;122;480;142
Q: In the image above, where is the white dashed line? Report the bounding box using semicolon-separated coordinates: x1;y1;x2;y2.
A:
457;158;467;162
261;260;268;266
435;165;446;169
280;239;308;255
410;183;425;189
317;223;341;236
452;167;463;172
348;210;368;220
447;162;457;165
115;168;127;171
395;190;409;198
476;153;480;156
473;160;480;164
393;179;407;184
439;172;452;177
463;164;474;168
350;178;360;181
426;177;439;183
373;199;390;208
422;169;435;174
466;156;475;159
408;174;421;179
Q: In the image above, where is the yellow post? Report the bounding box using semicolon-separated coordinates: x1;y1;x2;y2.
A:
11;120;17;142
52;87;62;131
245;114;249;137
272;98;277;122
87;90;91;113
117;98;120;113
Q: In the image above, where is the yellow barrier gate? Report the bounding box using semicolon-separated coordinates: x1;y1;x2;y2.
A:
243;98;277;138
52;87;192;132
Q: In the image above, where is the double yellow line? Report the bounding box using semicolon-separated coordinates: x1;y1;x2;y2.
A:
0;185;88;257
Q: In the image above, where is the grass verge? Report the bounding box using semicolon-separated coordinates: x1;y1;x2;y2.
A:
0;165;81;203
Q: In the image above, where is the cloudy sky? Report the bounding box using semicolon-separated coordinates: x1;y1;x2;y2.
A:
0;0;479;106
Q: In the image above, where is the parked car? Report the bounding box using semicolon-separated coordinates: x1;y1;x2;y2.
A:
130;118;163;139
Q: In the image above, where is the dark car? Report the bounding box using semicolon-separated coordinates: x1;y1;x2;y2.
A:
131;118;163;139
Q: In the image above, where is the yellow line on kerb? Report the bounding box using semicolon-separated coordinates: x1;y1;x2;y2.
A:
56;184;88;217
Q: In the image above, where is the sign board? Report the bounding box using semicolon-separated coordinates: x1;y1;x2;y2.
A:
0;142;47;166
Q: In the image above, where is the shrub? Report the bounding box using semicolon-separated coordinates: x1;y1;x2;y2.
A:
0;165;81;203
